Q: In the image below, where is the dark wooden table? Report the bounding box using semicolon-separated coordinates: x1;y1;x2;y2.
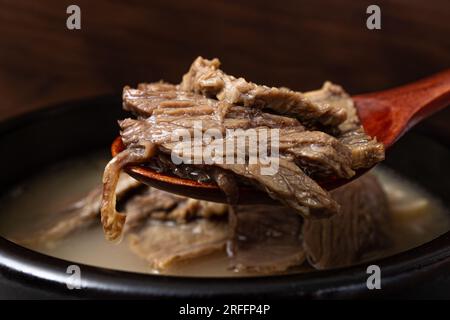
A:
1;0;449;120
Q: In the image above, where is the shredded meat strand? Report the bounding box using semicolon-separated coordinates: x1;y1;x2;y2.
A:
101;142;156;240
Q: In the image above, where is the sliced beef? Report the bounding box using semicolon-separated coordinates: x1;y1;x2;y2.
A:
120;117;353;179
302;173;391;269
128;219;228;270
122;83;355;180
21;175;141;246
101;142;157;240
24;177;228;270
218;160;339;218
338;129;385;169
304;81;357;132
122;182;229;270
120;117;354;181
126;77;382;171
180;57;347;128
229;205;305;273
123;189;227;233
118;118;352;219
101;57;385;241
123;82;196;118
118;118;349;219
304;81;385;169
277;129;354;178
122;188;183;233
122;124;341;218
123;84;302;128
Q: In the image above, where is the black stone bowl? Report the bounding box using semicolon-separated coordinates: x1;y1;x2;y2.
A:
0;96;449;299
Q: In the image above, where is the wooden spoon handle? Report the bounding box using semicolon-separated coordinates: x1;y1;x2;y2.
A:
354;69;450;147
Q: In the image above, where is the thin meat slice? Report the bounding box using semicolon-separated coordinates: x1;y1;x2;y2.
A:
338;129;385;169
278;129;354;178
120;118;353;181
123;189;227;233
100;57;387;243
123;84;302;128
229;205;305;273
218;160;339;218
19;175;141;246
304;82;385;169
120;118;342;217
302;173;391;269
137;81;177;93
101;142;157;240
180;57;347;127
122;84;355;179
123;83;194;118
122;188;183;233
128;219;228;270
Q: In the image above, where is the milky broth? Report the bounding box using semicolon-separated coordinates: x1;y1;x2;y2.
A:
0;150;448;277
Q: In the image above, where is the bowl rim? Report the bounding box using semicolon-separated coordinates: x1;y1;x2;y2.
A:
1;232;449;299
0;96;449;299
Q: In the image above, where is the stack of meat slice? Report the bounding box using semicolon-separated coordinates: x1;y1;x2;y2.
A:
23;173;390;272
88;56;390;272
101;57;385;241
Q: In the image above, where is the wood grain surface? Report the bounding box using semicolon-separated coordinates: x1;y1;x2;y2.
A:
1;0;449;120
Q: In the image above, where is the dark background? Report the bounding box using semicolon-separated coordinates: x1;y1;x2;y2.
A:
1;0;449;119
0;0;449;299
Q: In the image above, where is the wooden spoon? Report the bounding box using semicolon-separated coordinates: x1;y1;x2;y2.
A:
111;69;450;204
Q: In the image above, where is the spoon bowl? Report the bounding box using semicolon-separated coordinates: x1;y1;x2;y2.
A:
111;69;450;204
